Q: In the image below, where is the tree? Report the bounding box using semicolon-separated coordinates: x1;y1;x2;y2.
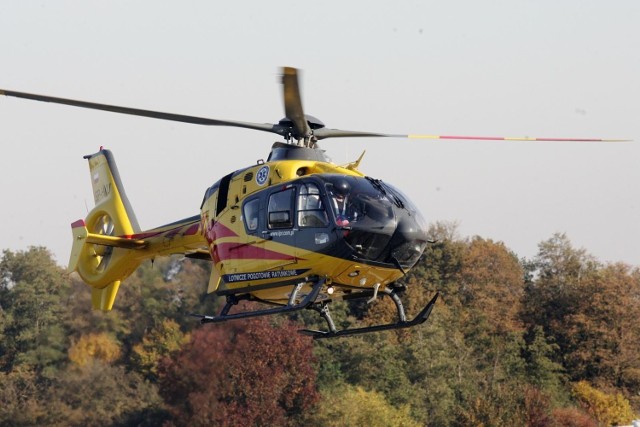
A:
0;369;45;425
522;326;567;405
550;407;597;427
522;235;598;374
563;263;640;389
414;221;466;289
454;237;526;396
523;234;640;409
131;318;190;380
159;314;318;426
572;381;637;426
522;386;553;427
310;384;420;427
0;247;70;376
44;361;165;426
68;332;122;367
337;333;417;411
457;237;524;335
522;233;599;341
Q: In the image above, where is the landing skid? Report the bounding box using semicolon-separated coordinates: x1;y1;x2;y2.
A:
190;277;439;339
299;290;439;339
190;277;325;324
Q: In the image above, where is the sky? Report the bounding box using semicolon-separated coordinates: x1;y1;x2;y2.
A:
0;1;638;267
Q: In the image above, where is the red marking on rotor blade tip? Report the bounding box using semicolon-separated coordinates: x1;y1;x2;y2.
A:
440;135;507;141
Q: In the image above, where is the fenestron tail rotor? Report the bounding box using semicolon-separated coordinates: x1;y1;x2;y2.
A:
92;213;115;274
0;68;628;144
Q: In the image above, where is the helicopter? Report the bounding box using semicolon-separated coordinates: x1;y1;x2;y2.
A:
0;67;623;339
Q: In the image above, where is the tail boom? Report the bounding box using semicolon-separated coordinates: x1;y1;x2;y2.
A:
68;148;208;311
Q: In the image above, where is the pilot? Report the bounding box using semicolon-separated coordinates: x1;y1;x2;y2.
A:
331;179;358;226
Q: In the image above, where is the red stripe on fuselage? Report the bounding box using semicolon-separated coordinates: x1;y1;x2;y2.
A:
206;221;238;243
211;242;297;264
127;230;164;239
126;221;201;240
184;223;200;236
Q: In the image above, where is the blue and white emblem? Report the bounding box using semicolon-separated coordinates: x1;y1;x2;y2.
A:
255;165;270;186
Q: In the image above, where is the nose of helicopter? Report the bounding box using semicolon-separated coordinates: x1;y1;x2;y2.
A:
387;214;429;270
323;174;428;270
341;204;428;270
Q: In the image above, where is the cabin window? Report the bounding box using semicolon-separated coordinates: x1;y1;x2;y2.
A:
215;173;233;217
297;183;328;228
243;198;260;231
268;188;294;229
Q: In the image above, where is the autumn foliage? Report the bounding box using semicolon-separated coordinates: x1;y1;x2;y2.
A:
68;332;121;366
572;380;636;426
1;230;639;426
158;315;318;426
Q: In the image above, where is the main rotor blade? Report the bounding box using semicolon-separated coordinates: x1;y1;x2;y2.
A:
0;88;288;137
1;86;627;143
314;128;394;140
281;67;312;140
404;134;629;142
314;128;628;142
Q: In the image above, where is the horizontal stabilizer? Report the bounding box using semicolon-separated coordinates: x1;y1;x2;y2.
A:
73;219;147;248
68;219;147;273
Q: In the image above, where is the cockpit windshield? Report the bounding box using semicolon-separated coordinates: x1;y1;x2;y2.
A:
323;175;397;260
379;181;428;232
324;175;395;227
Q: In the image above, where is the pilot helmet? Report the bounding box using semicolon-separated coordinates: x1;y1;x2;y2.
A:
332;178;351;197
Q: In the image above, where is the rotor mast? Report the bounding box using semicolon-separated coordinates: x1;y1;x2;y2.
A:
281;67;318;147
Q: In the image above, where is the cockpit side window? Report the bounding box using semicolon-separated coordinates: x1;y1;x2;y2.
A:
297;183;328;228
242;198;260;232
268;188;295;229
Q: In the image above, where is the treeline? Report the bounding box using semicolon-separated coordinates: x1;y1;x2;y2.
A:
0;226;638;426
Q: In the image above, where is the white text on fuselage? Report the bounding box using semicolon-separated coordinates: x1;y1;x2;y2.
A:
269;230;295;237
223;268;308;283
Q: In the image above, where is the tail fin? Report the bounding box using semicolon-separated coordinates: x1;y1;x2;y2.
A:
69;149;145;311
